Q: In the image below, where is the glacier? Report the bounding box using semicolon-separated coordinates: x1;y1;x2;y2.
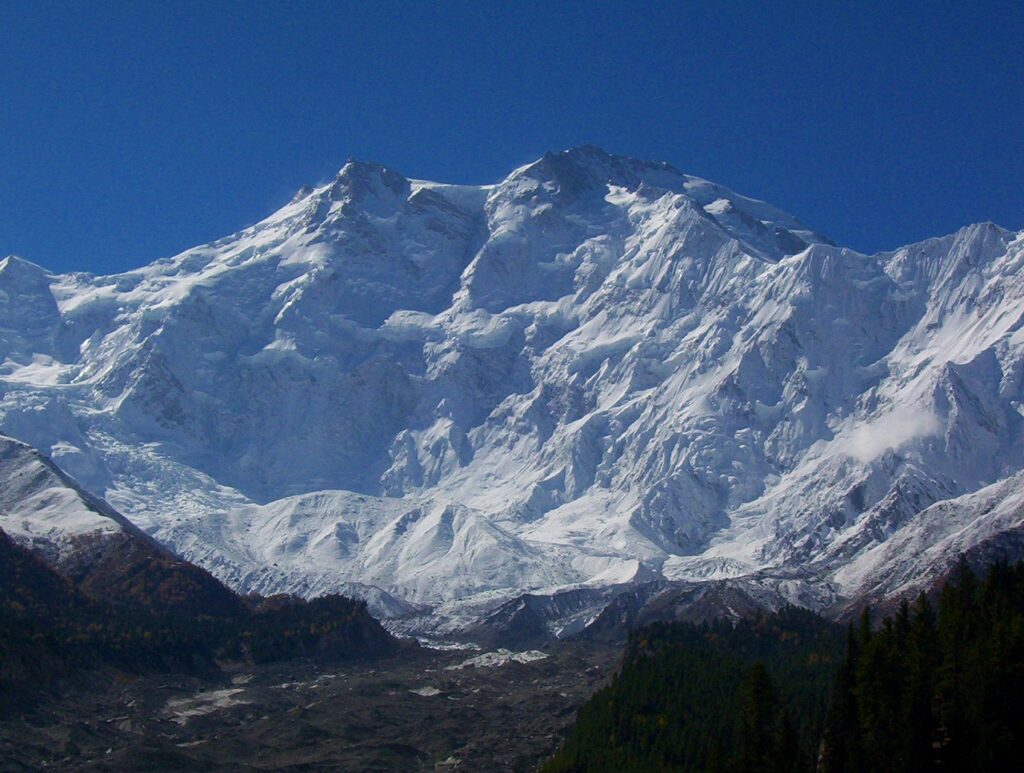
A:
2;146;1023;628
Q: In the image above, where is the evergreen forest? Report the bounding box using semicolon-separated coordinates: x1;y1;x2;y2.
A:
545;560;1024;773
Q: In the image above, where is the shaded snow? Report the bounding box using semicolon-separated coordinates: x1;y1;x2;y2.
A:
446;649;549;670
409;686;442;697
165;688;250;724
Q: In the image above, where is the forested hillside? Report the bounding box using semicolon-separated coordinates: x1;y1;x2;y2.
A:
0;528;401;706
544;606;843;772
545;561;1024;772
821;560;1024;772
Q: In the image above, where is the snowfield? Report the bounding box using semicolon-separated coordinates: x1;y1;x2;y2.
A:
2;146;1023;625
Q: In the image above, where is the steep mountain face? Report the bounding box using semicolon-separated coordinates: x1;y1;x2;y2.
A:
2;147;1022;628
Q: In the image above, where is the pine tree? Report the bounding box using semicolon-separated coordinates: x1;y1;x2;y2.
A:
820;623;862;773
737;662;778;773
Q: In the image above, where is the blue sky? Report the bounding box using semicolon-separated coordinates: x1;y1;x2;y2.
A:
2;1;1021;274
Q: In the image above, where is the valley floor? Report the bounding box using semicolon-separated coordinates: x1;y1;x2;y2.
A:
0;642;617;772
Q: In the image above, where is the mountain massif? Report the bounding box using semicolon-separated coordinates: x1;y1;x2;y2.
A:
2;146;1022;636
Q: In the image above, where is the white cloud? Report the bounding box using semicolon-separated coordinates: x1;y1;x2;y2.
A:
844;406;940;463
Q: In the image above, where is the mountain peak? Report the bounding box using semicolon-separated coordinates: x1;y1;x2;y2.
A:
337;156;407;183
505;146;684;206
0;254;48;276
546;145;680;174
328;158;411;204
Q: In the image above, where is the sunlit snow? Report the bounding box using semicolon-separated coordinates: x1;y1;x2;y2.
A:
2;148;1023;624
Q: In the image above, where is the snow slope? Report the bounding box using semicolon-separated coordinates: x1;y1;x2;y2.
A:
2;146;1022;625
0;433;139;559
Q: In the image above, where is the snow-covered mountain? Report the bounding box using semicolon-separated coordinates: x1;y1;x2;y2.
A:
2;146;1022;630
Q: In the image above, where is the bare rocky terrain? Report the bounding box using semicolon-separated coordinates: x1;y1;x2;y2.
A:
0;642;617;772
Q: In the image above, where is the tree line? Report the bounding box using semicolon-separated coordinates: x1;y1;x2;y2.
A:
544;559;1024;772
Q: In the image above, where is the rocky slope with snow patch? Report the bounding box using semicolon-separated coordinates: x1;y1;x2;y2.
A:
0;434;244;615
0;432;145;562
2;146;1022;630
